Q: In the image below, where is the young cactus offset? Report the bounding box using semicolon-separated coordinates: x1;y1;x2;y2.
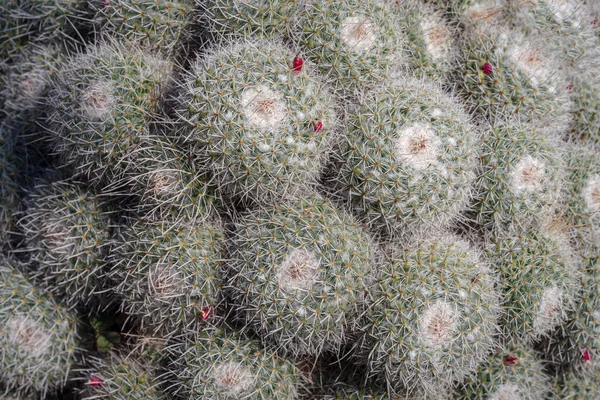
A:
297;0;406;93
454;27;571;132
471;120;564;232
90;0;196;55
330;75;477;238
170;327;302;399
110;202;225;336
486;221;580;343
0;255;80;397
176;39;336;206
46;40;172;191
18;178;114;308
457;343;551;400
227;191;376;356
553;355;600;400
361;233;500;397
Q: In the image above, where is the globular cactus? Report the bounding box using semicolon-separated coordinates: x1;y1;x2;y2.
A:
453;27;571;131
471;120;564;232
110;203;225;336
46;39;172;191
329;75;477;238
486;221;580;343
296;0;406;93
0;0;90;59
197;0;300;40
457;343;551;400
79;352;164;400
395;0;456;79
0;122;22;246
90;0;196;55
567;67;600;145
544;255;600;366
360;233;500;397
170;327;302;399
227;191;376;356
553;356;600;400
561;142;600;255
18;178;114;309
0;255;80;398
176;39;336;206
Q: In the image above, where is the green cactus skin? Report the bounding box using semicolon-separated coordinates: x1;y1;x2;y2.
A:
457;343;551;400
79;352;164;400
486;222;580;344
567;70;600;145
553;357;600;400
453;27;571;131
91;0;196;56
170;327;302;400
396;1;456;79
46;40;172;191
544;255;600;367
0;0;90;60
471;120;564;232
18;179;114;309
297;0;406;93
197;0;300;40
0;255;80;398
176;39;336;207
330;76;477;238
561;143;600;256
110;205;225;336
361;233;500;397
0;122;22;246
227;191;376;357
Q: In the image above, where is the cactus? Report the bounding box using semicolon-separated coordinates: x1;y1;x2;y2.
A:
18;178;114;309
396;1;456;79
361;233;500;396
567;69;600;145
329;75;477;238
198;0;300;40
79;352;164;400
170;327;302;399
296;0;406;93
46;39;172;191
110;204;225;336
227;191;376;356
0;122;22;246
90;0;196;55
471;120;564;232
486;221;580;343
176;38;336;206
457;342;551;400
0;255;80;397
453;26;571;131
0;0;90;59
553;356;600;399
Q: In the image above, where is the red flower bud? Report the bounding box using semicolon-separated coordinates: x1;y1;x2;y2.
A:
504;356;518;365
583;349;591;362
313;121;323;132
482;62;493;76
89;376;103;388
201;306;211;321
292;56;303;75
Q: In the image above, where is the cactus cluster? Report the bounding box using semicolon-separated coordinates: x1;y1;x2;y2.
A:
1;0;600;399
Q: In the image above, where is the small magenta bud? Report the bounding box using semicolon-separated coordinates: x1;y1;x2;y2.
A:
313;121;323;132
292;56;304;74
482;62;493;76
583;349;591;362
201;306;211;321
504;356;518;365
89;376;103;388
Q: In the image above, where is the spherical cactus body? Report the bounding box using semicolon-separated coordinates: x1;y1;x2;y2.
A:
457;343;551;400
361;233;500;396
227;191;376;356
91;0;196;55
297;0;406;93
198;0;300;39
486;222;580;343
553;357;600;400
0;122;22;246
110;204;225;336
170;327;302;399
471;120;564;232
176;39;336;206
46;40;172;191
454;27;571;131
80;352;164;400
18;179;114;308
330;76;477;238
0;255;80;397
568;68;600;144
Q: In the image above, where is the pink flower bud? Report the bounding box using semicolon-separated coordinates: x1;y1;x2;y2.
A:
313;121;323;132
201;306;211;321
583;349;591;362
292;57;303;75
482;62;493;76
89;376;103;388
504;356;518;365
